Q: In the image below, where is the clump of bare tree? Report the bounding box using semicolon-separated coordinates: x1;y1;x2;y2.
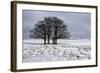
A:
30;16;71;44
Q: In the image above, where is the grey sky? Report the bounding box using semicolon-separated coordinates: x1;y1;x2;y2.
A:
22;10;91;39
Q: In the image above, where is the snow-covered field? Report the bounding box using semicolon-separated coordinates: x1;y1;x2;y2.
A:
22;39;91;63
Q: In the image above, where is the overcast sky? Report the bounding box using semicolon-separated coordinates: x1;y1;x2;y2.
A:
22;10;91;39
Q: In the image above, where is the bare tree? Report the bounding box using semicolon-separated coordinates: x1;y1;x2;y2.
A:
51;17;71;44
30;16;71;44
30;21;47;44
44;17;53;44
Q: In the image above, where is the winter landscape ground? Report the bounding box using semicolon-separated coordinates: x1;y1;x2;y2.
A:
22;39;91;63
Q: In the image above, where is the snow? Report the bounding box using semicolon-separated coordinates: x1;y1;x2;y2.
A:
22;39;91;63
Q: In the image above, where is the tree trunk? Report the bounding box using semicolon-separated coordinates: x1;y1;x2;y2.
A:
44;38;46;44
53;28;57;44
53;38;57;44
55;39;57;44
47;35;50;44
44;32;46;44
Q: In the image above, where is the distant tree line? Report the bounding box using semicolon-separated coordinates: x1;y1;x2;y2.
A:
30;16;71;44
